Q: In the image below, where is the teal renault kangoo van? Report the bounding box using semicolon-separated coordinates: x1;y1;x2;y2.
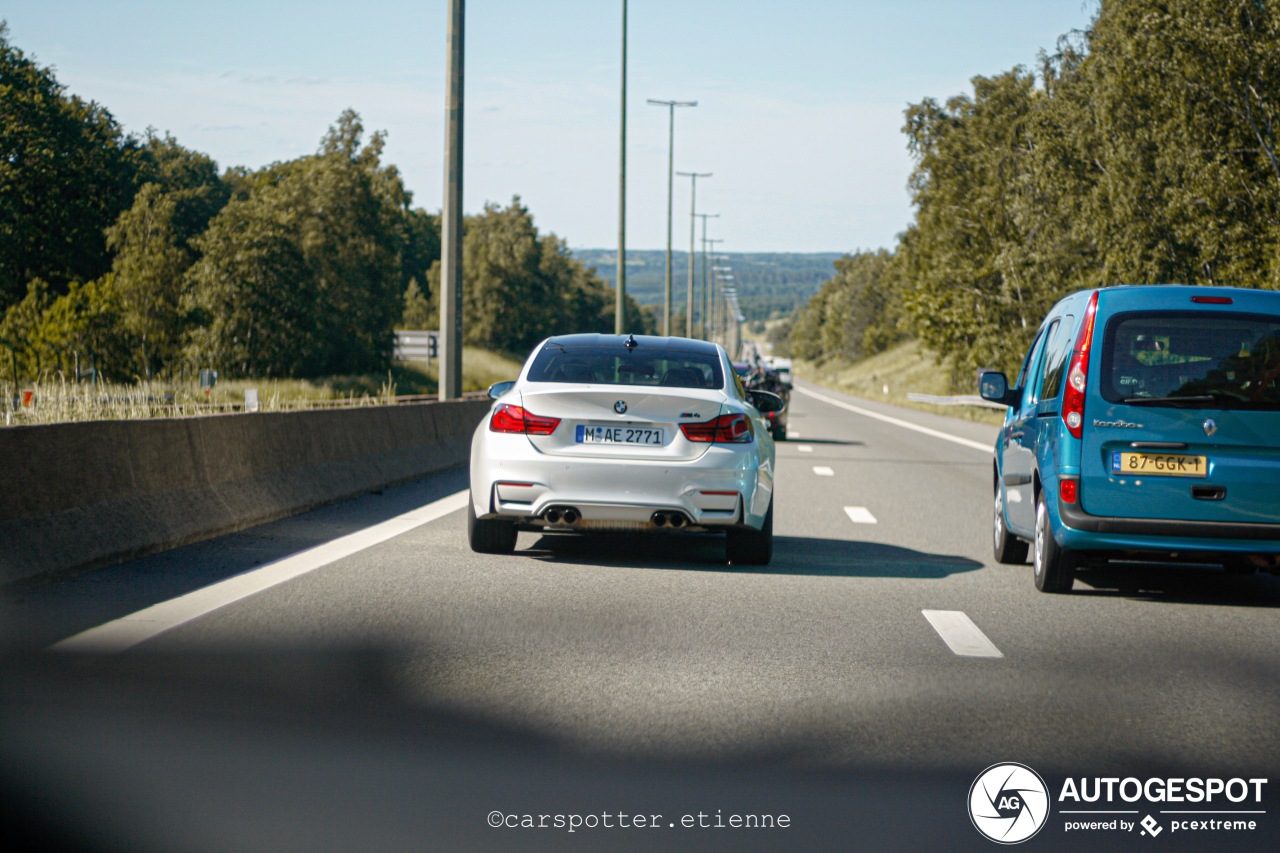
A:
979;285;1280;592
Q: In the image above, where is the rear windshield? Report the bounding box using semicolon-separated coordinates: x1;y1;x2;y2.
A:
528;346;724;389
1101;311;1280;409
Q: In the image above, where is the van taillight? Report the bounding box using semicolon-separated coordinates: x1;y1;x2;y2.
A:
1061;291;1099;440
1060;478;1079;504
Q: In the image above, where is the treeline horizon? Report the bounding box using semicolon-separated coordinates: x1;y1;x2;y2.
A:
0;22;649;386
790;0;1280;386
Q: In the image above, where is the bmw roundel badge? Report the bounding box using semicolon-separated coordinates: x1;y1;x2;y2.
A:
614;400;628;415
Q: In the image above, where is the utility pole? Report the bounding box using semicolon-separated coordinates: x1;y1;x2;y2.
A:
646;99;695;335
706;239;727;338
676;171;711;338
616;0;627;334
439;0;465;400
694;213;719;339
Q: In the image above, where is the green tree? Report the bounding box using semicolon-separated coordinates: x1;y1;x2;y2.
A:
0;23;143;312
0;278;53;382
428;197;651;355
34;274;130;381
183;110;406;377
400;278;432;329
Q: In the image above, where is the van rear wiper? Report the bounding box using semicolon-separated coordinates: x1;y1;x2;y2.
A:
1122;395;1218;407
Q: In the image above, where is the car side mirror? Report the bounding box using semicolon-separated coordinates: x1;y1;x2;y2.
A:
978;371;1019;407
748;390;785;414
487;380;516;400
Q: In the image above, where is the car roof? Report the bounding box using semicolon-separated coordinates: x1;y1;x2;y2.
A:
542;334;721;355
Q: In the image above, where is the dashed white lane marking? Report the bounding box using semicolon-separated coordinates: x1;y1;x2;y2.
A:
50;490;471;655
789;430;800;438
797;445;814;453
843;506;878;524
813;466;835;476
794;385;993;454
922;610;1004;658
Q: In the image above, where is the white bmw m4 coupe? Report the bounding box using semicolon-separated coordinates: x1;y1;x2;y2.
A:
468;334;784;564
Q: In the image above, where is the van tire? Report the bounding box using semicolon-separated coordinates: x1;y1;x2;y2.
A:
468;495;518;554
993;487;1029;564
1034;492;1076;593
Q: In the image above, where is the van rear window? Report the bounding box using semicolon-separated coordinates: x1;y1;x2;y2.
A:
1101;312;1280;409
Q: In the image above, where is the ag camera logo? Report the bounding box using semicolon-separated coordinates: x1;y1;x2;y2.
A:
969;763;1050;844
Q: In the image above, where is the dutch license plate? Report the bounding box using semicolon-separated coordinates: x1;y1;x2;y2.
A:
1111;451;1208;478
576;424;664;446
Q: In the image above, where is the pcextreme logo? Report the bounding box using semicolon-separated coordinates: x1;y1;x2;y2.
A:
969;763;1051;844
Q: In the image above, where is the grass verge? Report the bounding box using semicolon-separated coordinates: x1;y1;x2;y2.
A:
796;340;1005;426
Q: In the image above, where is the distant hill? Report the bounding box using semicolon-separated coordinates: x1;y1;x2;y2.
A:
572;249;842;323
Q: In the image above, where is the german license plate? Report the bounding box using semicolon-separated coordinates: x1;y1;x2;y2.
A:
1111;451;1208;477
576;424;664;445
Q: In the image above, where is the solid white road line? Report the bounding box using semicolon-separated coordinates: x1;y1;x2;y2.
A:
50;489;471;655
843;506;878;524
794;386;993;454
813;466;835;476
921;610;1004;658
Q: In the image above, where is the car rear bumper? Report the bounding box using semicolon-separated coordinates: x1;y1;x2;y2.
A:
472;443;770;531
1057;498;1280;549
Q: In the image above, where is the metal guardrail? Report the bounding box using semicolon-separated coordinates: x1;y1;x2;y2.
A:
906;393;1008;411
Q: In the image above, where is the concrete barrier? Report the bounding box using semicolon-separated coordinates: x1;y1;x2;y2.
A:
0;399;491;587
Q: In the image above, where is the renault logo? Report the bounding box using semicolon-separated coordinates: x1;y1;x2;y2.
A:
1203;418;1217;437
614;400;628;415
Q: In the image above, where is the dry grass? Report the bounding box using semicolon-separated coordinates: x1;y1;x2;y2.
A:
2;347;525;426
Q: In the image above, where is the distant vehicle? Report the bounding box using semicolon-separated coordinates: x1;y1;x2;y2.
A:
764;357;793;388
980;285;1280;592
470;334;783;564
733;361;789;440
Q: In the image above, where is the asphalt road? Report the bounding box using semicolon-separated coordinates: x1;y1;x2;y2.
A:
4;379;1279;852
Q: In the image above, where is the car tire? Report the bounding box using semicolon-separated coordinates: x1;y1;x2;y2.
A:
993;487;1029;564
771;426;786;441
468;494;517;554
1033;491;1075;593
727;499;773;566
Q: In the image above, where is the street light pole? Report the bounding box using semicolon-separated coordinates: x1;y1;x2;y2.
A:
439;0;465;400
694;213;719;339
706;235;727;338
676;171;711;338
616;0;627;334
647;99;696;336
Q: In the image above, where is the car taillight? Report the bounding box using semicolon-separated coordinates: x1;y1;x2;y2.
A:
1061;291;1099;440
1191;295;1233;304
489;403;560;436
680;413;753;443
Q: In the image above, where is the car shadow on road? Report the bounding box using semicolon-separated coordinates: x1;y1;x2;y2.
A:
1071;562;1280;607
523;533;982;579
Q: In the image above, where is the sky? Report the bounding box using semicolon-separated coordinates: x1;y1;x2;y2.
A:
4;0;1098;254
